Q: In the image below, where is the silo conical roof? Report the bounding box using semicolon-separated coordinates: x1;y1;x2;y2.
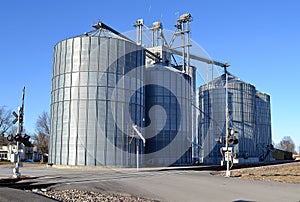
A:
83;27;127;40
202;72;256;89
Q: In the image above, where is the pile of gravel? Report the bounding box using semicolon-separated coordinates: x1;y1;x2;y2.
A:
35;189;160;202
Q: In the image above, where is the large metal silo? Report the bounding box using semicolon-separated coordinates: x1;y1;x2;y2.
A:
144;65;193;166
198;73;258;164
255;91;272;161
228;78;257;160
49;30;145;166
198;86;225;164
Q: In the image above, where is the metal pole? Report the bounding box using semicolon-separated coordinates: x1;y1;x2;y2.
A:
134;19;143;46
136;27;139;45
13;107;22;178
181;22;185;73
136;143;139;171
225;69;231;177
13;87;25;179
138;25;142;46
152;28;155;47
186;21;190;68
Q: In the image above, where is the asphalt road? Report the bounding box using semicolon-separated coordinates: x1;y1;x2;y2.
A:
0;164;299;202
0;187;56;202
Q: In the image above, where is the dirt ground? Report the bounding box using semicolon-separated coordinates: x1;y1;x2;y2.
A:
227;161;300;183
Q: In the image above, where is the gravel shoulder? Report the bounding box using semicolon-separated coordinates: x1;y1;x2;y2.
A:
36;189;159;202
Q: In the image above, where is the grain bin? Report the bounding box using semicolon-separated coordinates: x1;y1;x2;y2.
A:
49;27;145;167
198;73;258;164
255;91;272;161
144;65;193;166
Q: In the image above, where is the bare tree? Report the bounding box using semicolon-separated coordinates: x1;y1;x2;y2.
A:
32;112;50;156
277;136;296;154
0;106;13;135
33;132;49;154
35;111;50;135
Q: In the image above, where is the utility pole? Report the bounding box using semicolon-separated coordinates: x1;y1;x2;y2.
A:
224;67;231;177
217;65;239;177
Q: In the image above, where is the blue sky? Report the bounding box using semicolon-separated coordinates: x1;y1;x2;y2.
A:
0;1;299;151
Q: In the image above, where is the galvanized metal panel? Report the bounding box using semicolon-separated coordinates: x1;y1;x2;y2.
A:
50;35;145;167
255;92;272;161
144;66;193;167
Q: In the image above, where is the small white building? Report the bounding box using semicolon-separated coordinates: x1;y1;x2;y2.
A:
6;143;37;162
0;145;8;160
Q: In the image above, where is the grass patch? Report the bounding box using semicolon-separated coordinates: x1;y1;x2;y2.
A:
230;161;300;184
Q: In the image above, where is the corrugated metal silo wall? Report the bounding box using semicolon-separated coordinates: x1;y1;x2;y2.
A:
198;85;225;164
198;79;257;164
255;92;272;161
144;66;192;167
229;82;257;159
49;36;145;167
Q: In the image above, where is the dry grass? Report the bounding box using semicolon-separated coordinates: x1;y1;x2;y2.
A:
0;161;13;165
229;161;300;183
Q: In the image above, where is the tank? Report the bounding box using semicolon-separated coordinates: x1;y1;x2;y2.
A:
255;91;272;161
144;65;193;166
198;73;258;164
49;28;145;166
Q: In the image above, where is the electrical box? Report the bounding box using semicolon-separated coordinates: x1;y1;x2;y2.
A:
233;158;239;164
221;147;233;162
225;151;232;162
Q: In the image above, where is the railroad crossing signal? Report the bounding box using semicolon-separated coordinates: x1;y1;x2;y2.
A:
10;86;26;179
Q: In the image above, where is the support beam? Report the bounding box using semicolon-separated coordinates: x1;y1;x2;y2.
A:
171;49;229;68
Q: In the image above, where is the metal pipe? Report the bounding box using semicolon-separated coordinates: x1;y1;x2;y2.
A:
132;125;146;146
225;69;231;177
152;28;155;47
136;144;139;171
181;22;185;73
187;21;191;68
170;49;228;68
138;24;143;46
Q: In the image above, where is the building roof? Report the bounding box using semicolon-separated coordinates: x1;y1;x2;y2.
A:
208;72;243;86
198;71;257;90
83;27;128;40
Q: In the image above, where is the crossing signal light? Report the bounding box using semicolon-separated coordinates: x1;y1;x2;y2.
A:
228;135;239;145
14;134;22;142
7;134;14;142
13;134;31;145
22;134;30;143
228;128;239;145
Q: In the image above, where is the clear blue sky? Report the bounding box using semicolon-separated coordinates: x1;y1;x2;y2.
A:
0;1;299;151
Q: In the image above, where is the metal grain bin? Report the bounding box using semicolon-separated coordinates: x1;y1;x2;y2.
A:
144;65;193;166
198;73;259;164
49;31;145;166
255;91;272;161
